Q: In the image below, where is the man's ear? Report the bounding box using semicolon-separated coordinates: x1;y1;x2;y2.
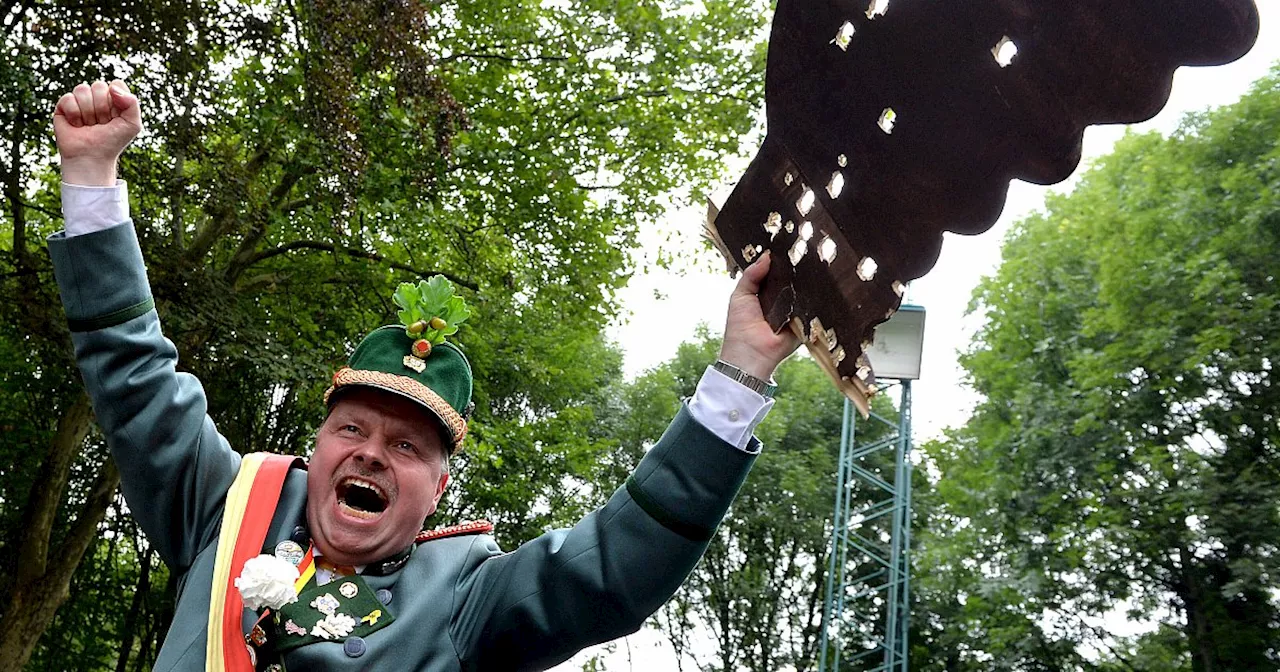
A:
428;472;450;514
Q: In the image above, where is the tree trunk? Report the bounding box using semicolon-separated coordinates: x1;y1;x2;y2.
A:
15;394;92;579
1178;548;1216;672
0;455;120;672
114;546;154;672
5;104;26;269
0;578;71;672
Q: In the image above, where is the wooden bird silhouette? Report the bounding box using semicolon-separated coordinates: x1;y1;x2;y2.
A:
706;0;1260;413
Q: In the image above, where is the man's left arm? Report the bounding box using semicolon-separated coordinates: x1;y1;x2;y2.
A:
449;254;798;670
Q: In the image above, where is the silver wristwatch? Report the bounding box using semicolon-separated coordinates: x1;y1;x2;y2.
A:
713;359;778;398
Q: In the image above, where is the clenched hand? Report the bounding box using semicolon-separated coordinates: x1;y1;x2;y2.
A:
53;80;142;186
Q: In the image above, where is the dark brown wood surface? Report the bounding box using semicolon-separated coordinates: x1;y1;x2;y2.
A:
711;0;1260;405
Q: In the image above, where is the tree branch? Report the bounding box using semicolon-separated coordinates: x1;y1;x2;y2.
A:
1;267;38;279
440;52;570;63
223;162;312;283
15;393;93;585
49;457;121;582
6;104;28;269
186;144;276;262
18;199;59;219
1073;613;1142;672
237;240;477;290
0;0;29;41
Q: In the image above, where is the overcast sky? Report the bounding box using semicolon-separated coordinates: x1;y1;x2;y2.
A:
562;6;1280;669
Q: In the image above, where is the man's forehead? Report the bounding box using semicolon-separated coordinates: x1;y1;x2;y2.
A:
329;389;441;436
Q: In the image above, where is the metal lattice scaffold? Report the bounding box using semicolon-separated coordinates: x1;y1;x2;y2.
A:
818;381;914;672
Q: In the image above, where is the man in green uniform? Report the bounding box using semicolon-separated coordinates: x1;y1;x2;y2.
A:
49;79;798;670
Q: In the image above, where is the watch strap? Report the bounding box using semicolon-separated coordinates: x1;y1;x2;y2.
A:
712;359;778;398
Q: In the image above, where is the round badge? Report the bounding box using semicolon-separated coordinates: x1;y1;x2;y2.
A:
339;581;359;599
274;540;306;566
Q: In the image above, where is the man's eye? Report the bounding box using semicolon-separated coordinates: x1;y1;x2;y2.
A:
395;441;417;452
341;425;360;434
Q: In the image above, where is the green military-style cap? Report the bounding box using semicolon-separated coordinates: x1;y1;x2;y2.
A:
324;277;474;453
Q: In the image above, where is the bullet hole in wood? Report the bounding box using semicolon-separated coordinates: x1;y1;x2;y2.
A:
993;36;1018;67
818;236;838;263
857;256;878;281
878;108;897;134
764;211;783;239
827;171;845;198
797;187;816;215
834;21;856;51
789;237;807;266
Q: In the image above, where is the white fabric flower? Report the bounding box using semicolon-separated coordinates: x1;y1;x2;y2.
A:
235;554;300;611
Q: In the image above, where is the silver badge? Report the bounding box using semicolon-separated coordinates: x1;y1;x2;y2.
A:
339;581;358;598
274;540;306;566
311;593;341;616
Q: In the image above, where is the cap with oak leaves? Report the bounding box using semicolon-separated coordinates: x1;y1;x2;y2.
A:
325;277;474;453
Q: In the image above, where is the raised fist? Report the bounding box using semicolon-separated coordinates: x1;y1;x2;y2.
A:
53;80;142;186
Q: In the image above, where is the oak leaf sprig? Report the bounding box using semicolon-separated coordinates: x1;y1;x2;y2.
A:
393;277;472;348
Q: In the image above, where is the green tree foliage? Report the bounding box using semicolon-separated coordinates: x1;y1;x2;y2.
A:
0;0;769;667
599;329;908;672
917;65;1280;671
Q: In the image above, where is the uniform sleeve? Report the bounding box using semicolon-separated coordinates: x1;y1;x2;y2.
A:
449;404;757;671
48;222;239;571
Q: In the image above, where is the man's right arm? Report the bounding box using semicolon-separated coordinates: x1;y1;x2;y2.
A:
49;81;241;571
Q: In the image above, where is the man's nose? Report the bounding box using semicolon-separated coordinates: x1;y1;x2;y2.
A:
352;435;388;469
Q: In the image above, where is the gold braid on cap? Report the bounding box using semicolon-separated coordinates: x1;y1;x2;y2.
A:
325;367;469;448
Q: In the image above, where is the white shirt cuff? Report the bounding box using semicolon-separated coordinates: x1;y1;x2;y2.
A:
61;181;130;237
687;366;774;454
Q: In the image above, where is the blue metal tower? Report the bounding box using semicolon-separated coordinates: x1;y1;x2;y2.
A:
817;302;923;672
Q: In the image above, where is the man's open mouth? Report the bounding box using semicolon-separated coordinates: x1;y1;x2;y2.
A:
336;477;388;518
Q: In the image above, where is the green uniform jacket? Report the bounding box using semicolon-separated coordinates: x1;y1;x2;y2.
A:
49;222;759;671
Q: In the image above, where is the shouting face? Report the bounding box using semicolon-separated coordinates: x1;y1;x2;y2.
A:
306;387;450;565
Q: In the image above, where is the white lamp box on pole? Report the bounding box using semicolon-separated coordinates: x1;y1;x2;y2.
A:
866;304;925;381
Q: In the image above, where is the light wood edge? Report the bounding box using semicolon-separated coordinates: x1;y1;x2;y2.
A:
703;199;741;277
789;318;872;417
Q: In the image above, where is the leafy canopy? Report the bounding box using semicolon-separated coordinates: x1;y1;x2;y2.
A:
915;64;1280;671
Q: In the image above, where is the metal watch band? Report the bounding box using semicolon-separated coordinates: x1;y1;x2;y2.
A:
712;359;778;398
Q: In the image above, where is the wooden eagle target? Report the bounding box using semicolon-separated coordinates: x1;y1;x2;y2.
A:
705;0;1261;413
